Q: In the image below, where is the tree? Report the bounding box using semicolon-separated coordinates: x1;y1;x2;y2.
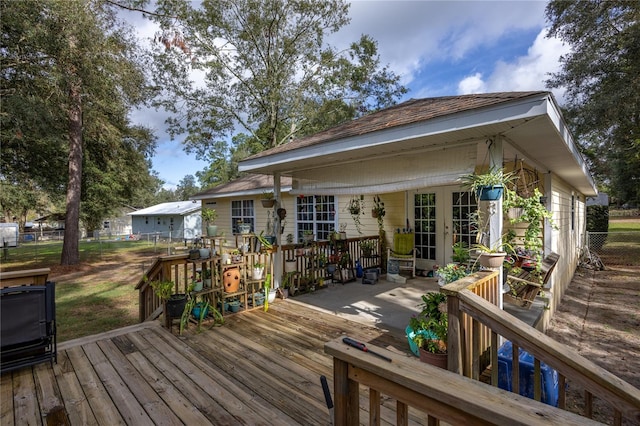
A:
175;175;200;200
1;0;157;264
546;1;640;205
149;0;407;171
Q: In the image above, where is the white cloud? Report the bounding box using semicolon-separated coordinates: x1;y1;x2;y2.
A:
457;29;570;102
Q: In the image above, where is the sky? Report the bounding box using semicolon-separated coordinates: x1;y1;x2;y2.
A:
126;1;569;190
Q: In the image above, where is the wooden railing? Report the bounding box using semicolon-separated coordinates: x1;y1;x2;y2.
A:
279;235;381;272
326;270;640;425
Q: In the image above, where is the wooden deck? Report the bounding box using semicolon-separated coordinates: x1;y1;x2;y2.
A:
1;300;422;426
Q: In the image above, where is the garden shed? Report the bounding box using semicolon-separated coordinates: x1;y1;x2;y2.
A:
238;91;598;323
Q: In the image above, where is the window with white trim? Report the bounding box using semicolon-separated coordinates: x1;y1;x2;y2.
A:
231;200;255;234
296;195;336;241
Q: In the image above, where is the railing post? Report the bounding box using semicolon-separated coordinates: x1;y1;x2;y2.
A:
446;293;463;375
333;357;359;425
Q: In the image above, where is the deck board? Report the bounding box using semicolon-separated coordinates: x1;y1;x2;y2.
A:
1;299;417;425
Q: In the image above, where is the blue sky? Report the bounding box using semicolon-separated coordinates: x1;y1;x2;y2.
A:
127;1;568;190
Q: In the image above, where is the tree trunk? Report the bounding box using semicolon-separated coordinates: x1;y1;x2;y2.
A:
61;81;83;265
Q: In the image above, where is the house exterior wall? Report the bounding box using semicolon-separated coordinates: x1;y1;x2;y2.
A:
131;214;199;240
538;174;588;329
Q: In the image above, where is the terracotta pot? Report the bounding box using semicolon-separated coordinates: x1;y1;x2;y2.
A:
261;199;276;208
418;347;448;369
223;267;241;293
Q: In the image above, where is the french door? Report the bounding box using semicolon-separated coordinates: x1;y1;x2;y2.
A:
414;187;478;266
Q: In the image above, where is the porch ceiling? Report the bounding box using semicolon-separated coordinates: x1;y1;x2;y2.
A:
239;92;597;196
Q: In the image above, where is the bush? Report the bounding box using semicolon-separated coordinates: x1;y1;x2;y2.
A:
587;205;609;250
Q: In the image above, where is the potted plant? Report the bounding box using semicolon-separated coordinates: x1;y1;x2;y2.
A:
460;167;516;201
451;241;470;264
359;239;375;257
201;208;218;236
371;195;385;219
302;229;314;243
260;191;276;208
252;262;265;280
409;292;448;368
472;239;514;269
435;263;469;286
347;195;365;234
202;268;212;288
150;279;187;321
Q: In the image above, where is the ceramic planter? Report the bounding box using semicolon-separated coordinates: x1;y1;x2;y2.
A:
223;267;241;292
478;252;507;269
477;185;503;201
206;225;218;237
238;224;251;234
192;281;203;292
252;268;264;280
267;289;277;303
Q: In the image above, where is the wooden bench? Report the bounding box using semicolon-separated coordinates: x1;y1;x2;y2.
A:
503;252;559;309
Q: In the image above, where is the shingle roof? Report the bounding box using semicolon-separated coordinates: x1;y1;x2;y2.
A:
191;174;293;198
247;91;546;159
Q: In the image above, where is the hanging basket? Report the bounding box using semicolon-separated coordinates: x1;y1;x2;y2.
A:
261;199;276;208
477;185;503;201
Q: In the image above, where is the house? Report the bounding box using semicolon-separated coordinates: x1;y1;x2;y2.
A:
236;92;598;324
128;201;202;240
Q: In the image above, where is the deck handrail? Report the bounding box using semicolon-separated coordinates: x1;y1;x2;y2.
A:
440;271;640;424
0;267;50;288
325;336;601;425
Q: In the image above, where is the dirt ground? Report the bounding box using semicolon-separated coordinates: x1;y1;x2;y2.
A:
545;264;640;424
47;252;639;423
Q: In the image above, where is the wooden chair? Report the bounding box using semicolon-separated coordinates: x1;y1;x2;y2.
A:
387;233;416;277
1;281;57;373
503;252;559;309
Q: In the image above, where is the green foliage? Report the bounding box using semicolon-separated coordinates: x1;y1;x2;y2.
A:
201;208;218;225
503;188;557;256
545;0;640;205
451;241;470;264
150;280;175;300
348;195;365;234
436;263;469;284
148;0;406;175
587;205;609;233
409;292;448;354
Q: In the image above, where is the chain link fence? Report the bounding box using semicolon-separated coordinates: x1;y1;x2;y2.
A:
586;231;640;266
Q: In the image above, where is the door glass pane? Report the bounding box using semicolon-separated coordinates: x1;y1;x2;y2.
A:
452;192;477;249
414;193;436;260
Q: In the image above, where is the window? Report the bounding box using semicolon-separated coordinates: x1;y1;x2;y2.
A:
296;195;336;241
452;191;478;250
232;200;255;234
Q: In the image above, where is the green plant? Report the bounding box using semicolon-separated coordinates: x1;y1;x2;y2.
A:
261;191;274;200
201;208;218;225
359;239;375;256
347;195;365;234
460;167;517;199
253;262;264;269
409;292;448;354
372;195;385;221
436;263;469;284
150;280;174;300
263;274;272;312
451;241;470;264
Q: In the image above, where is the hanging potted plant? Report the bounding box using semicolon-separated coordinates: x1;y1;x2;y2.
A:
201;208;218;237
347;195;365;234
260;191;276;208
460;167;516;201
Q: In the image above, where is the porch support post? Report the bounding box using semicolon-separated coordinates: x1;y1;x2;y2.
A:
543;172;554;256
273;172;282;288
487;137;504;309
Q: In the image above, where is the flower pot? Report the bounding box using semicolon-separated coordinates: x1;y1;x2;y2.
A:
477;185;503;201
418;347;448;369
267;289;277;303
478;252;507;269
165;294;187;319
221;253;231;264
228;300;241;313
223;267;241;292
261;199;276;208
203;278;212;288
192;281;203;292
285;260;297;273
199;248;210;259
238;224;251;234
252;268;264;280
206;225;218;237
192;302;209;319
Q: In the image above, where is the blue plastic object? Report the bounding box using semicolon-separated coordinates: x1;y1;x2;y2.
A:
405;324;438;357
355;260;363;278
497;341;559;406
